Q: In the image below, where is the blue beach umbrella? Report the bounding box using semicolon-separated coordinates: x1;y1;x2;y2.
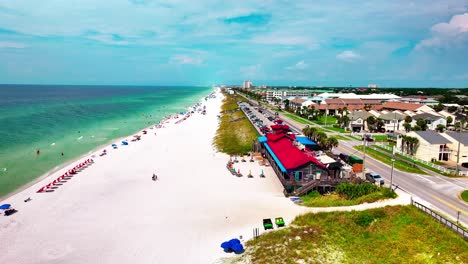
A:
231;243;244;253
112;144;117;147
0;204;11;210
220;241;231;250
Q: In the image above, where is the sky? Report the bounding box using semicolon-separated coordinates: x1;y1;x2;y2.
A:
0;0;467;87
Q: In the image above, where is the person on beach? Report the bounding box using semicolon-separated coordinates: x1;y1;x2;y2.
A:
152;173;158;181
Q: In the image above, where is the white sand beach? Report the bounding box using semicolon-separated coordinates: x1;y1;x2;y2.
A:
0;90;411;264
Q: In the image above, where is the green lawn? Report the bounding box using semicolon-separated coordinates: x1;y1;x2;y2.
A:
240;206;468;264
372;135;388;141
373;145;447;176
326;126;347;133
334;135;351;141
354;146;427;175
347;135;362;141
315;115;337;125
461;190;468;202
213;93;259;155
282;112;312;125
301;188;396;207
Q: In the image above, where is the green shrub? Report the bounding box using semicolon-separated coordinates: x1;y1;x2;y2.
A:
354;210;386;227
304;190;321;198
336;182;378;200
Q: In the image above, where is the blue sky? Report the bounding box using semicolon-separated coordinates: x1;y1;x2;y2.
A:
0;0;467;87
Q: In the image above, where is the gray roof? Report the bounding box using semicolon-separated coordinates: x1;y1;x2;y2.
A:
348;111;371;120
414;131;450;144
412;113;444;121
444;132;468;145
379;112;406;121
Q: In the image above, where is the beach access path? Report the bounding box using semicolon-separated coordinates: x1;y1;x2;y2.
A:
0;90;410;264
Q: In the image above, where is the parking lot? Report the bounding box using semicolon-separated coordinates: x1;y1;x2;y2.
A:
238;102;276;134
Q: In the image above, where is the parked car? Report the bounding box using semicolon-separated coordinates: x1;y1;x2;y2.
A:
362;134;374;142
365;172;384;185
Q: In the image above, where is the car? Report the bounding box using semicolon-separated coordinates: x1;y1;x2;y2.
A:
365;172;384;185
461;162;468;168
362;134;374;142
267;116;274;121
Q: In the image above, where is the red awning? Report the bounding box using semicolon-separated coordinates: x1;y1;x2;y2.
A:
266;136;327;170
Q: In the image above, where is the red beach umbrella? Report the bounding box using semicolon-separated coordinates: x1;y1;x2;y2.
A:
37;186;46;193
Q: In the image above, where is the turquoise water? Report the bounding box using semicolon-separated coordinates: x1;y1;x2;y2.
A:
0;85;212;197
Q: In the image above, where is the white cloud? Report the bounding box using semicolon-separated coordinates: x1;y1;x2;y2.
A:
416;13;468;49
251;34;318;49
170;54;203;65
286;60;308;70
0;41;27;48
336;50;361;62
87;34;129;46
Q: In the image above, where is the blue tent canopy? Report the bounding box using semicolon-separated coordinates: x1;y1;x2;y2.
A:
296;136;317;146
112;144;117;147
0;204;11;210
121;141;128;145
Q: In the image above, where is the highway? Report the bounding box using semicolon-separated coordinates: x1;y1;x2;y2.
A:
240;93;468;226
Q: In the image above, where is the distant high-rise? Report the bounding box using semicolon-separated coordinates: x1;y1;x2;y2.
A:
243;80;252;89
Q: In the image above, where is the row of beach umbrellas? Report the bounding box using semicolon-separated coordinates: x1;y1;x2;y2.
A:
36;159;93;193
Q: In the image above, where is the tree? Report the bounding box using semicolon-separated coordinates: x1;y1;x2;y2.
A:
447;106;458;113
416;118;428;131
407;137;419;155
403;122;412;132
436;124;445;132
404;116;412;124
366;116;376;132
325;137;339;151
376;118;385;132
283;99;290;111
446;116;453;125
338;115;350;129
316;131;328;144
342;107;349;116
432;103;444;112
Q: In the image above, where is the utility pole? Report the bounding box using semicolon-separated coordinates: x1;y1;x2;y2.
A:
362;140;367;179
456;124;462;176
324;105;328;127
390;145;395;188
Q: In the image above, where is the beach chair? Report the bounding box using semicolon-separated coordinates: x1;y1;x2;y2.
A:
263;219;273;230
275;217;285;227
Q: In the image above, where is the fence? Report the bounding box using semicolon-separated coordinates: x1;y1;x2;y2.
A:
412;200;467;240
374;143;450;173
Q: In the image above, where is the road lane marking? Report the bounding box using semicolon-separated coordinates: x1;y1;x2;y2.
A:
431;195;468;216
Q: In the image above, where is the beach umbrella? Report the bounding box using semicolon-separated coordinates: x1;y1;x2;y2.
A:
220;241;231;250
0;204;11;210
231;243;244;253
37;186;46;193
237;169;240;174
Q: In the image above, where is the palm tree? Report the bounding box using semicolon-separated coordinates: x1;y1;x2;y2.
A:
316;131;327;144
400;135;407;153
326;137;339;151
403;122;412;132
404;115;412;124
366;116;376;132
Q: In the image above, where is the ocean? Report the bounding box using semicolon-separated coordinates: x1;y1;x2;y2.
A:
0;85;212;197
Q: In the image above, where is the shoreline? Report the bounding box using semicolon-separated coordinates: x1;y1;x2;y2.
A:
0;92;213;202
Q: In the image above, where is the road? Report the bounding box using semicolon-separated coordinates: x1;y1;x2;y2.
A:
239;93;468;226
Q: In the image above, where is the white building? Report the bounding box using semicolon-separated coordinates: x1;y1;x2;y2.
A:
397;131;452;161
411;113;447;130
243;80;252;89
266;90;313;101
368;84;378;88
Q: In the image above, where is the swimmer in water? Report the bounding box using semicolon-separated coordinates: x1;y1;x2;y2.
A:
36;149;40;155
